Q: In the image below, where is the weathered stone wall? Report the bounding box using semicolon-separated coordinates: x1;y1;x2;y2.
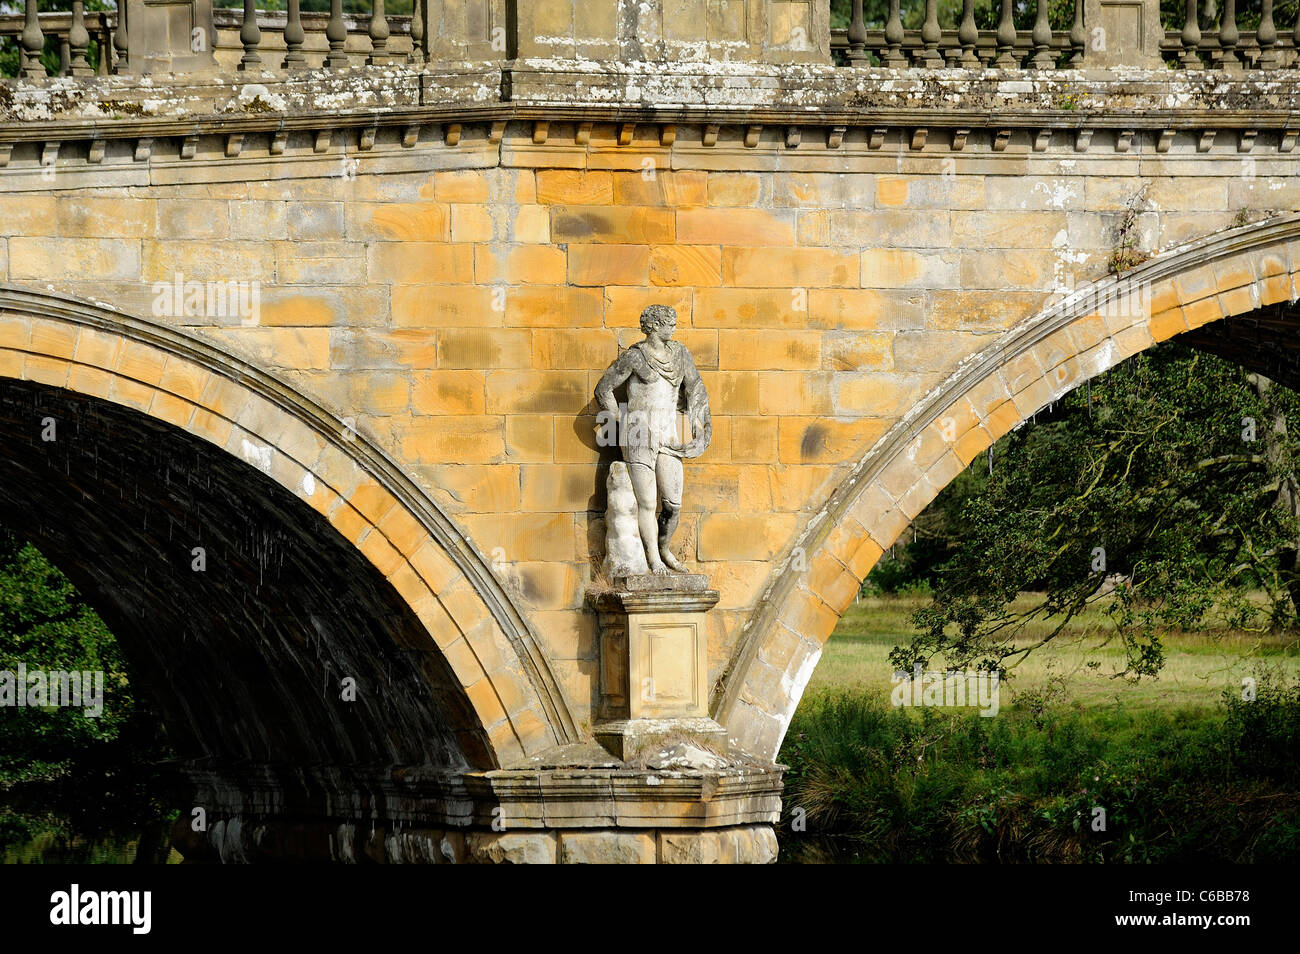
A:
3;87;1298;756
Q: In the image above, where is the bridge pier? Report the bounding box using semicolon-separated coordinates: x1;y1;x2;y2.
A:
175;819;780;864
169;755;783;863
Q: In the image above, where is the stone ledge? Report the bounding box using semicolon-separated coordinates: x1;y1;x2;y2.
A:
177;756;784;831
172;817;780;863
6;62;1300;136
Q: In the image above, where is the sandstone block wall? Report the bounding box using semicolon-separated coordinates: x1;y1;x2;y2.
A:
4;120;1290;736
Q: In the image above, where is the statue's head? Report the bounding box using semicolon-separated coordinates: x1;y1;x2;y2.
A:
640;304;677;339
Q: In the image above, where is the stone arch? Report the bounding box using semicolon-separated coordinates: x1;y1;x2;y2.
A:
718;214;1300;762
0;283;577;768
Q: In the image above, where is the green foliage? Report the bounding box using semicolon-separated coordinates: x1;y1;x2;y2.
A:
0;527;173;857
780;671;1300;862
1108;184;1151;274
884;343;1300;682
0;530;125;781
0;528;169;789
1224;670;1300;783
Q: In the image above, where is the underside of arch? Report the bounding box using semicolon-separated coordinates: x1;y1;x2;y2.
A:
1182;301;1300;391
718;214;1300;762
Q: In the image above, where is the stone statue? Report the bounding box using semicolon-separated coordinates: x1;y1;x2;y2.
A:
595;305;711;575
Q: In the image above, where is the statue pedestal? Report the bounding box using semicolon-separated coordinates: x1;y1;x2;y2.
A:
591;576;724;761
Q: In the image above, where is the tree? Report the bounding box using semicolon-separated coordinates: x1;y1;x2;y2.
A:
886;342;1300;681
0;529;161;784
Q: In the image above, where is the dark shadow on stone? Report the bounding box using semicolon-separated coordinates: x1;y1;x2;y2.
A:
0;378;493;781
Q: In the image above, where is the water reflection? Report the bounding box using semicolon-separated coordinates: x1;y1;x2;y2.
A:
3;819;181;864
778;833;874;864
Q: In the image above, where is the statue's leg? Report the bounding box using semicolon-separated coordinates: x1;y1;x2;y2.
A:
656;453;686;571
627;459;666;572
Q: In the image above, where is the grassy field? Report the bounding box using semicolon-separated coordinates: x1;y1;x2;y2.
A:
808;592;1300;712
779;593;1300;863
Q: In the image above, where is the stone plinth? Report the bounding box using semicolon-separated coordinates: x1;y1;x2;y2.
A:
591;577;723;760
1082;0;1164;69
514;0;830;65
127;0;218;74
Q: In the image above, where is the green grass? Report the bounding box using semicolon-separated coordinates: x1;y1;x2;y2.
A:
778;594;1300;863
810;593;1300;712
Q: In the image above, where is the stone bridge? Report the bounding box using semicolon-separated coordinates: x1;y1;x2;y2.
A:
2;0;1300;862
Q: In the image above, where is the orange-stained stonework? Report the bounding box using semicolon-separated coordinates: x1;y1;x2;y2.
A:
3;125;1298;763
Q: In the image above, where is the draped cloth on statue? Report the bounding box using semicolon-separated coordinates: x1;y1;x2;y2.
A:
622;340;712;463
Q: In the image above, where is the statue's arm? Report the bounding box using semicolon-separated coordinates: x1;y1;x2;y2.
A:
669;344;712;458
679;344;704;390
594;350;636;417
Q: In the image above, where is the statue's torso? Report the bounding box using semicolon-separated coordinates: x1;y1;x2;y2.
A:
624;341;684;451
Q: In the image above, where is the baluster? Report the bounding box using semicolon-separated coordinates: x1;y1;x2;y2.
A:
410;0;425;65
1293;4;1300;67
995;0;1019;68
1259;0;1278;68
97;28;110;75
1219;0;1240;69
326;0;349;68
368;0;391;64
70;0;92;76
69;2;91;76
283;0;306;68
1031;0;1054;67
959;0;979;67
847;0;867;66
21;0;46;79
1069;0;1086;66
1199;0;1217;62
1180;0;1202;67
921;0;942;68
883;0;905;67
60;36;71;76
113;0;128;74
239;0;262;70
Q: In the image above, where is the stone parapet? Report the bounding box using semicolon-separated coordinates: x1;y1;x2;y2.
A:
5;63;1300;150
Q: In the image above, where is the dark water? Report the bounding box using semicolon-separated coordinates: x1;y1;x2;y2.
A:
0;772;180;863
778;834;874;864
2;821;180;864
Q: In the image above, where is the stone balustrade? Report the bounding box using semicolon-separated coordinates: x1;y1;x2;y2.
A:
833;0;1300;70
